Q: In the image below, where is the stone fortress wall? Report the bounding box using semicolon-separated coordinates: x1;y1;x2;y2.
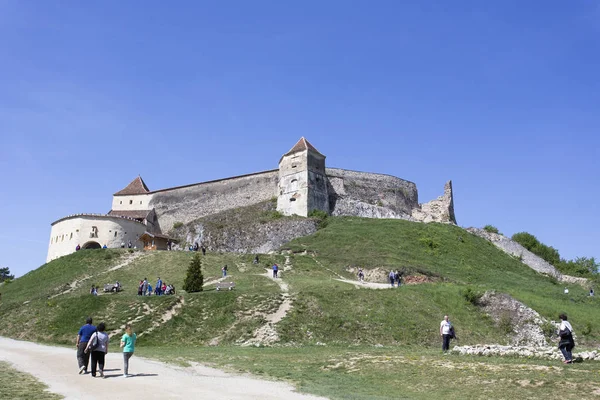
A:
149;170;280;233
46;137;456;262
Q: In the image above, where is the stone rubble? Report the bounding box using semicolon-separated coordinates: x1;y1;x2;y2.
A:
452;344;598;361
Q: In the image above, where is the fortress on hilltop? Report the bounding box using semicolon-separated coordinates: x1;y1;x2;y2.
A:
46;138;456;262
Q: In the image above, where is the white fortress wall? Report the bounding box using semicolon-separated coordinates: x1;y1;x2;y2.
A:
150;170;279;233
47;215;147;262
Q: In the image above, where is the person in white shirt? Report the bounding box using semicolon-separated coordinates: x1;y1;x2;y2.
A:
440;315;452;351
558;313;575;364
564;287;569;295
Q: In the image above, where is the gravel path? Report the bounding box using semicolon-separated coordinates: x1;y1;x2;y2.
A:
0;337;327;400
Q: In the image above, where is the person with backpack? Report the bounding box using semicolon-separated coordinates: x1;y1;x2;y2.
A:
76;317;96;374
222;265;228;277
558;313;575;364
85;322;109;378
389;270;396;287
440;315;454;352
272;263;279;278
120;323;137;377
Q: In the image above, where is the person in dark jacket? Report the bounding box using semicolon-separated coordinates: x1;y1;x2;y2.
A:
76;317;96;374
558;313;575;364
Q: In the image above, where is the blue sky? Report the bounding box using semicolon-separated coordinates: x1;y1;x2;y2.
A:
1;1;598;277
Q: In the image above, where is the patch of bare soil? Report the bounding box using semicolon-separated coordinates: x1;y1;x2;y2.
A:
138;296;186;338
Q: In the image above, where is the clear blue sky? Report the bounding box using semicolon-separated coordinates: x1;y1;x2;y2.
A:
1;1;598;277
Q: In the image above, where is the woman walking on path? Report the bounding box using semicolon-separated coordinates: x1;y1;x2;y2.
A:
558;313;575;364
120;323;137;377
85;322;109;378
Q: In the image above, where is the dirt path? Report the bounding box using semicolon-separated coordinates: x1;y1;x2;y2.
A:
0;337;327;400
243;271;293;346
335;278;394;290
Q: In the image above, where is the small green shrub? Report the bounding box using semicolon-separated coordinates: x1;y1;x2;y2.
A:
541;321;556;339
461;287;482;305
581;321;592;336
376;200;383;207
483;225;500;234
173;222;184;229
270;196;278;204
419;236;439;251
308;209;329;229
498;312;513;334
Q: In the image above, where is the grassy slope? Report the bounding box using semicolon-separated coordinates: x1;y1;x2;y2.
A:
1;217;599;399
0;361;63;399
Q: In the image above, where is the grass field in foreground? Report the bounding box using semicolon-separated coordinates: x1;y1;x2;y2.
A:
0;361;62;400
136;346;600;400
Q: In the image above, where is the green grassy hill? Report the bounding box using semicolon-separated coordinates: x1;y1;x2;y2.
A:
1;217;599;399
1;216;597;347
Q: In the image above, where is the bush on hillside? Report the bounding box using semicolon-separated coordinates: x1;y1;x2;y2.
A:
183;254;204;293
173;222;184;229
511;232;561;266
308;209;329;229
483;225;500;234
559;257;599;277
461;287;482;305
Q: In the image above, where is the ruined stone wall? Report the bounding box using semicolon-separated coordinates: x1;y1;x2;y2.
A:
412;180;456;224
150;170;279;233
325;168;419;218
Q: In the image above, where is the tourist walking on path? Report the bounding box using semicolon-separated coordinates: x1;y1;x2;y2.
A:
201;245;206;256
272;264;279;278
120;323;137;377
85;322;109;378
389;271;395;287
558;313;575;364
440;315;453;352
76;317;96;374
142;278;148;296
222;265;228;277
357;268;364;283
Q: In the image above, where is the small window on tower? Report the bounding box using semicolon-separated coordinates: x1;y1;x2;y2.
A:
290;198;296;202
114;232;118;237
120;201;122;204
129;200;133;205
292;164;297;168
140;201;142;204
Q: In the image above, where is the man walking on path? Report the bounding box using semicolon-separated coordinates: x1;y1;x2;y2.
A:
389;270;396;287
272;264;279;278
76;317;96;374
222;265;228;277
440;315;453;352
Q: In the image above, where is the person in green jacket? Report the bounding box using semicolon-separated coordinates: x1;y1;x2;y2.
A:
120;323;136;377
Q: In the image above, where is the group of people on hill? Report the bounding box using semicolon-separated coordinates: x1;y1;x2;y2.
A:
388;270;403;287
137;277;175;296
76;317;137;378
189;242;206;255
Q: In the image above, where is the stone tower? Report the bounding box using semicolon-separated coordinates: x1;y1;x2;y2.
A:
277;137;329;217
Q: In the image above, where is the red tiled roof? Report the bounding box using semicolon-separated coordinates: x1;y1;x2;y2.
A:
114;176;150;196
283;137;323;157
108;210;151;220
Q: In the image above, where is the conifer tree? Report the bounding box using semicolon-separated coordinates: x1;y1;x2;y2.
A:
183;253;204;292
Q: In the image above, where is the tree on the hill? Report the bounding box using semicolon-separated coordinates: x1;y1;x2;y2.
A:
0;267;14;283
183;254;204;293
483;225;500;234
